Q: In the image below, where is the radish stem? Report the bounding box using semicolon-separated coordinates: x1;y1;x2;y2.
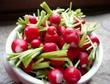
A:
33;61;50;70
40;2;52;14
36;10;46;27
74;60;80;68
38;50;67;59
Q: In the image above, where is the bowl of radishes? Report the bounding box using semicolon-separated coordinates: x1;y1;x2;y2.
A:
5;2;103;84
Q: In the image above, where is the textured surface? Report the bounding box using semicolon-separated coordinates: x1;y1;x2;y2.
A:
0;13;110;84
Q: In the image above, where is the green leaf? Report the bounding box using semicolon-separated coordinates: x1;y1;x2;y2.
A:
21;47;43;68
39;27;47;32
16;31;22;39
61;12;74;27
37;9;40;19
82;22;97;34
69;2;72;13
62;43;70;50
74;9;85;18
40;2;52;14
79;33;88;47
7;53;19;60
50;57;73;67
16;17;29;26
88;43;97;60
8;47;43;68
36;10;46;27
38;50;67;59
32;62;50;70
33;58;44;65
74;60;80;68
34;70;48;79
53;8;65;13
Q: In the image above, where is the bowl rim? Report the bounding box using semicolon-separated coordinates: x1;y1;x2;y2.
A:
5;25;103;84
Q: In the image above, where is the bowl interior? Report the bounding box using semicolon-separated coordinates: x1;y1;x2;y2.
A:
5;25;103;84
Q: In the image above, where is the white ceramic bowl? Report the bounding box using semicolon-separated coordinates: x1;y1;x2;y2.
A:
4;25;103;84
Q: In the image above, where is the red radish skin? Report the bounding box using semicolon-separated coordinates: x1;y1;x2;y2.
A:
63;28;80;45
57;26;65;35
49;14;61;25
40;31;46;42
24;24;39;42
31;39;41;48
63;28;73;35
67;48;80;61
47;26;57;35
67;81;77;84
75;29;81;35
48;69;63;84
44;33;59;43
21;61;34;73
50;59;65;67
44;26;59;43
12;39;28;53
90;34;100;45
25;15;37;24
58;37;65;49
79;52;89;68
64;66;81;83
43;43;58;52
55;67;65;74
79;68;87;76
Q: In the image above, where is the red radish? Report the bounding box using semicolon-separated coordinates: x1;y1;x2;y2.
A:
58;37;65;49
31;39;41;48
47;26;57;35
79;68;87;76
64;66;81;83
80;43;91;51
24;24;39;42
79;52;89;68
67;48;80;61
21;61;34;73
50;59;65;67
40;31;46;42
43;43;58;52
66;81;77;84
90;34;100;45
37;36;41;40
44;32;59;43
48;69;63;84
49;13;61;25
63;28;80;45
57;26;65;35
70;42;78;48
12;39;28;53
63;28;73;35
25;15;37;24
55;67;65;74
75;28;81;35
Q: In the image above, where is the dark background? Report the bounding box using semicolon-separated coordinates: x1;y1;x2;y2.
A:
0;0;110;21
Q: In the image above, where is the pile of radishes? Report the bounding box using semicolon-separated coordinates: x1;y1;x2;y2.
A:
8;2;100;84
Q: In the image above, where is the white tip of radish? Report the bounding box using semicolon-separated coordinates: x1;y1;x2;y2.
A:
15;46;23;53
56;72;63;83
82;64;86;68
